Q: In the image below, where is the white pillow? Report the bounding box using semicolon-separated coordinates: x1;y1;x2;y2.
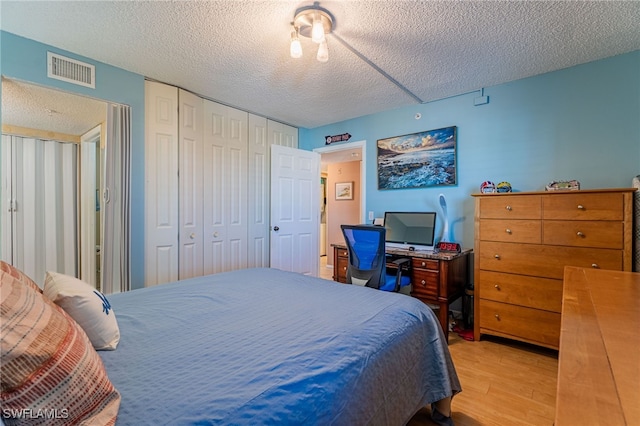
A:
44;271;120;350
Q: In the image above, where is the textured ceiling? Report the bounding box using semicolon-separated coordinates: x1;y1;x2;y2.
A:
2;78;107;136
1;0;639;132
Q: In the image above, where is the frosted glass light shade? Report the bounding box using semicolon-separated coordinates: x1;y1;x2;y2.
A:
290;38;302;58
317;40;329;62
311;17;325;43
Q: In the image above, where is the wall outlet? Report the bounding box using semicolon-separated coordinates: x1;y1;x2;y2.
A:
368;211;374;221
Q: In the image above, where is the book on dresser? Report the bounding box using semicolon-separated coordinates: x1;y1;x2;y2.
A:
472;188;635;349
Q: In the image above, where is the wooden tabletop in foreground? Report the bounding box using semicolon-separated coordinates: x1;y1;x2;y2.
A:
555;266;640;425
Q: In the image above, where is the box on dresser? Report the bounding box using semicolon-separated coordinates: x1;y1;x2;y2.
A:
472;188;635;349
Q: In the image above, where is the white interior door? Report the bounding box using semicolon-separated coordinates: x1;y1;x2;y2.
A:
270;144;320;276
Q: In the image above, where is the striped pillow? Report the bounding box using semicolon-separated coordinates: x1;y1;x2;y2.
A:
0;261;42;293
0;269;121;425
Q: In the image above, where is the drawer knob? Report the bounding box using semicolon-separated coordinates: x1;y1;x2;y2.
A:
505;205;512;211
190;233;196;239
494;284;501;290
343;266;347;271
494;254;501;260
494;314;501;320
577;204;585;210
591;263;599;269
577;231;584;237
505;228;512;234
421;261;426;267
421;280;426;286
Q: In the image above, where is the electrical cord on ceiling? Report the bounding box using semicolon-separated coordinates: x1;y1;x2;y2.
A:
330;32;424;104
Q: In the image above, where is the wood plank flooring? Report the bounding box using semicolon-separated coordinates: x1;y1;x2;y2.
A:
407;333;558;426
319;259;559;426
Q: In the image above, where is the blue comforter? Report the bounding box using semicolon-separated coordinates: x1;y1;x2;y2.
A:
99;268;460;425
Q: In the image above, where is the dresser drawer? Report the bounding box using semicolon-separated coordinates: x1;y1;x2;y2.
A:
411;268;439;298
335;255;348;282
478;241;623;279
479;300;560;348
479;219;541;243
543;193;624;221
478;270;562;312
543;220;624;248
412;258;439;270
479;195;542;219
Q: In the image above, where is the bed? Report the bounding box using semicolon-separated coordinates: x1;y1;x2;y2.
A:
1;266;460;425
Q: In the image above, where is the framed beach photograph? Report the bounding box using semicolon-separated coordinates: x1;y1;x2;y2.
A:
377;126;457;190
335;182;353;200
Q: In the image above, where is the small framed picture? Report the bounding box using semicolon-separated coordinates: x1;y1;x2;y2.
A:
335;182;353;200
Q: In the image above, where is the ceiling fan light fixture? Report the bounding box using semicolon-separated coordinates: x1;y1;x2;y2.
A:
291;3;334;62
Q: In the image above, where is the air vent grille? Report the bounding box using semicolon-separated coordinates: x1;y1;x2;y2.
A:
47;52;95;88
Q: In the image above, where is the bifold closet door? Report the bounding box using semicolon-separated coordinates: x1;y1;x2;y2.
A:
203;100;248;274
178;89;204;279
268;120;298;148
248;114;270;268
0;135;77;286
145;81;179;286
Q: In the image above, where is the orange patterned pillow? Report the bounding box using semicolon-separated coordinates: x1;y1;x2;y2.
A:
0;261;42;293
0;270;121;425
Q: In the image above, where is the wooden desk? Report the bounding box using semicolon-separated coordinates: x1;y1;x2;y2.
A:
556;266;640;425
332;244;471;341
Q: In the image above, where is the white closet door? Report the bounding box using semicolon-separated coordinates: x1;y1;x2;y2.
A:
281;123;298;148
145;81;179;286
268;120;298;148
203;100;248;274
248;114;269;268
178;89;204;279
1;135;13;263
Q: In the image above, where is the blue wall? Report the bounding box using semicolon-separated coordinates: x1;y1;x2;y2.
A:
0;31;146;289
2;30;637;279
300;51;640;250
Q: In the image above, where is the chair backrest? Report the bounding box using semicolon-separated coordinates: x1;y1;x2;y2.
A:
340;225;386;289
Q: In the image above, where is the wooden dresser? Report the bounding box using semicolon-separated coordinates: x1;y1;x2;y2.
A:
472;188;635;349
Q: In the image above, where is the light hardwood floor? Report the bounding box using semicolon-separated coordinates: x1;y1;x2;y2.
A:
319;257;559;426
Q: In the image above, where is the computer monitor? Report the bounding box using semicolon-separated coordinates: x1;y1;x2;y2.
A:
383;211;437;251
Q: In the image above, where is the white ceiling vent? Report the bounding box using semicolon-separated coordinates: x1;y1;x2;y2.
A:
47;52;95;89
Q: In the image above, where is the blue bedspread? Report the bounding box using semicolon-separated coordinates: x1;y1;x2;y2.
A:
99;268;460;425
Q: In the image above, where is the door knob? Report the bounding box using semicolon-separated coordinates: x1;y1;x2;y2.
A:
273;226;280;231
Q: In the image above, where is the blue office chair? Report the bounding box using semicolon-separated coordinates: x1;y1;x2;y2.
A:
340;224;411;292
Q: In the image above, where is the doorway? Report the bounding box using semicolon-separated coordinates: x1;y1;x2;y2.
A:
79;125;103;288
1;78;107;289
314;141;366;278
